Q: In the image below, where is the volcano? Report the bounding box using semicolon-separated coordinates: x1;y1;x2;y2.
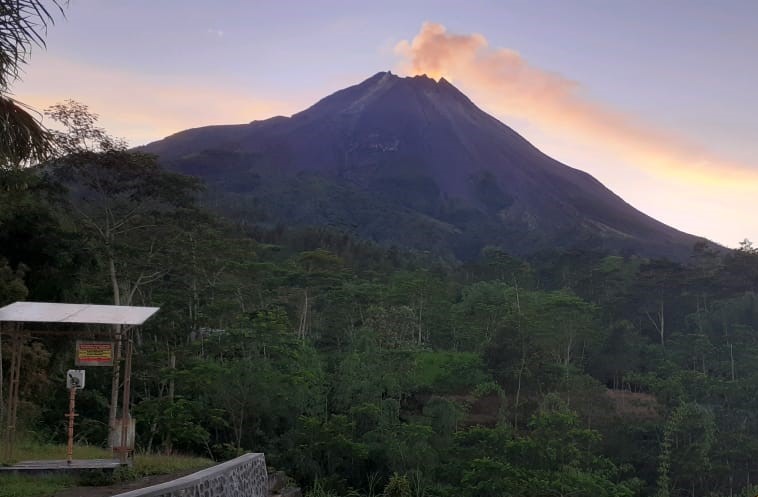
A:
141;71;706;260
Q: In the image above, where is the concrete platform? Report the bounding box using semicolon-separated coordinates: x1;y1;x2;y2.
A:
0;459;124;476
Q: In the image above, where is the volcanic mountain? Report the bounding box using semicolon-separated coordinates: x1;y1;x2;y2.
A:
141;71;706;260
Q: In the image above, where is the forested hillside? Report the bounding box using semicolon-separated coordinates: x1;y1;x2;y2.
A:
2;106;758;497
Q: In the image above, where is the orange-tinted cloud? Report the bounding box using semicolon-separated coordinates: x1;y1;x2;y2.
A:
395;22;758;191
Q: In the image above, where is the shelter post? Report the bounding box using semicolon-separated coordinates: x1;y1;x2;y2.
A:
66;386;77;463
109;324;122;449
119;326;134;464
4;329;25;461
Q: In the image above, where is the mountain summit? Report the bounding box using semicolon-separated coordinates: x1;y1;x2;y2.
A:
142;71;705;259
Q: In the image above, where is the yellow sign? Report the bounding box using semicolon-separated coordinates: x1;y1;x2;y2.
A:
75;341;114;366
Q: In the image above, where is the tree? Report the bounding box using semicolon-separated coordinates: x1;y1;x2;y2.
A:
45;100;202;446
387;270;450;347
0;258;28;434
0;166;87;301
0;258;27;305
0;0;66;168
656;403;715;497
449;400;639;497
453;281;514;351
722;239;758;294
634;260;686;348
46;101;201;310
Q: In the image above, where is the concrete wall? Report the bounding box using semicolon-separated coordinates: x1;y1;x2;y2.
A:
113;453;268;497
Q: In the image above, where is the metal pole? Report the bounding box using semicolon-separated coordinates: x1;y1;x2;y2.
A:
119;327;133;464
66;387;77;464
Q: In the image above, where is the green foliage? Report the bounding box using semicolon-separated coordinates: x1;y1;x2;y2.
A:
133;397;211;453
5;133;758;497
306;480;341;497
656;402;716;497
413;352;489;392
0;258;27;305
450;406;638;497
423;397;464;437
384;473;411;497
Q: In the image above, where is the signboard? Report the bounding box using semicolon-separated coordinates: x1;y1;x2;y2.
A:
75;340;114;366
66;369;86;389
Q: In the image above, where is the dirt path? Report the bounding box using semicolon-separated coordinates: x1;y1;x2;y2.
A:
54;470;197;497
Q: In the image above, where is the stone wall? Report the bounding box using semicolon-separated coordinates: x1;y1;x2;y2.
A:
113;453;268;497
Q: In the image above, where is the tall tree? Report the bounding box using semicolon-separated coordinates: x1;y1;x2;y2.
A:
46;100;202;446
634;260;686;348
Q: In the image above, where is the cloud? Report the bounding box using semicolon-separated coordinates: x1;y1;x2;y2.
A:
13;55;298;146
395;22;758;191
206;28;225;38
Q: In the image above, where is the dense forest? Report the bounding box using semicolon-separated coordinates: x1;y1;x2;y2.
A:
1;104;758;497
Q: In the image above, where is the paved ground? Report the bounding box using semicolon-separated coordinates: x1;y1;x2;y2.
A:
0;459;122;470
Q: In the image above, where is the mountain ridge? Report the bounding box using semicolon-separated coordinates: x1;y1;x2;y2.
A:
140;71;709;260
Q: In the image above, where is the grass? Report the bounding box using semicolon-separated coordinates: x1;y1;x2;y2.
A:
3;442;112;464
3;442;211;469
0;475;75;497
132;453;213;477
0;443;214;497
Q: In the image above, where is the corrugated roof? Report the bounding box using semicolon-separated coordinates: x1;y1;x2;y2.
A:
0;302;159;325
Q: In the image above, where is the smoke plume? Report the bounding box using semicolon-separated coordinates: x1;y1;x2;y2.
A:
395;22;758;190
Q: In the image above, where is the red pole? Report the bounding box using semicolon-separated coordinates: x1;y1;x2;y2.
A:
66;387;77;464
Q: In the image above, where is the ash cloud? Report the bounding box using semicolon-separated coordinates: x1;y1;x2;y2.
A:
395;22;758;189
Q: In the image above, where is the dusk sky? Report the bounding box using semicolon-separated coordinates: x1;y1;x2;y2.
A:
14;0;758;248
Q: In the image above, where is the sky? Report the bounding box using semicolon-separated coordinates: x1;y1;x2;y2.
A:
13;0;758;248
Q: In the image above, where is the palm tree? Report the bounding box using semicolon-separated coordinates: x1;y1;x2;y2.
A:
0;0;65;169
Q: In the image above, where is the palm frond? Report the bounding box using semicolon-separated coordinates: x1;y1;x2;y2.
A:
0;94;54;168
0;0;66;88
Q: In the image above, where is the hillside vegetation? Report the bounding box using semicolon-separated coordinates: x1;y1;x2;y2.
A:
2;108;758;497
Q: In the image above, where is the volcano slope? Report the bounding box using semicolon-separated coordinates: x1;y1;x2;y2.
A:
141;72;706;260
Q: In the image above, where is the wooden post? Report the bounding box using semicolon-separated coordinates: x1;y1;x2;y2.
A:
4;332;23;461
1;330;9;461
119;327;133;464
66;387;77;463
109;325;122;450
0;322;4;449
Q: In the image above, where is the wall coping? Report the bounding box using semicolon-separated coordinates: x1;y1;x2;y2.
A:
113;453;266;497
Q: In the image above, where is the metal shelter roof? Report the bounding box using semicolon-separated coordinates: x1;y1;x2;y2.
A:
0;302;159;326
